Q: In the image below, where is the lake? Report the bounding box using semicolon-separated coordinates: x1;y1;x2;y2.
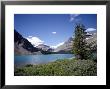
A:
15;54;74;67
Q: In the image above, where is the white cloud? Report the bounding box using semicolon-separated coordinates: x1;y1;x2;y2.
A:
86;28;96;32
28;36;32;38
52;32;56;34
51;42;64;49
26;36;44;47
70;14;80;22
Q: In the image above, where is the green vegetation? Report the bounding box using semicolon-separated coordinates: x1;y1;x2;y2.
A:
14;24;97;76
72;24;92;60
15;58;97;76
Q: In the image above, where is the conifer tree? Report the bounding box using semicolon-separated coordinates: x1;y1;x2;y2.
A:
72;24;91;60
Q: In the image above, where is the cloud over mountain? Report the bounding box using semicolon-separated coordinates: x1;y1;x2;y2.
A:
86;28;96;32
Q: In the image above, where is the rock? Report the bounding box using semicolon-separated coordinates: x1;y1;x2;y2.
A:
54;31;97;53
14;29;42;55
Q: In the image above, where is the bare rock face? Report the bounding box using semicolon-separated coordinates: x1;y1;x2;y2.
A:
14;29;96;55
14;42;32;55
36;44;53;52
54;31;97;53
54;37;73;53
14;30;43;55
86;32;97;51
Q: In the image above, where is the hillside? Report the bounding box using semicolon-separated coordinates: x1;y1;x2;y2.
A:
14;29;97;55
54;31;97;53
15;58;97;76
14;30;52;55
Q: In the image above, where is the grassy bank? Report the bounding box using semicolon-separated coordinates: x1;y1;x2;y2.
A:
14;59;97;76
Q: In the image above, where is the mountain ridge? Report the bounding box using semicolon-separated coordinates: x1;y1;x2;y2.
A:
14;30;53;55
14;29;97;55
53;30;97;53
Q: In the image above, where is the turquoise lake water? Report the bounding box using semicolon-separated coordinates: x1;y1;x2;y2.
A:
15;54;74;67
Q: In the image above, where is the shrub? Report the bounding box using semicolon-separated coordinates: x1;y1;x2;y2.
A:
14;58;97;76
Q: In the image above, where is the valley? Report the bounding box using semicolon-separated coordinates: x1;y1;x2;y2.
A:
14;29;97;55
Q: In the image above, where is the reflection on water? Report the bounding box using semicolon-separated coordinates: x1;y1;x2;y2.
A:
14;54;74;67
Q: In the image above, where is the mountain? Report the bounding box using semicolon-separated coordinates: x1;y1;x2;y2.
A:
14;29;96;55
54;31;97;53
14;30;51;55
36;44;54;52
54;37;73;53
86;31;97;51
86;30;97;34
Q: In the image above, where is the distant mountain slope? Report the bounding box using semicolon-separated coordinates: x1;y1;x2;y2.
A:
54;37;73;53
14;29;97;55
54;31;97;53
15;30;53;55
36;44;53;52
86;33;97;51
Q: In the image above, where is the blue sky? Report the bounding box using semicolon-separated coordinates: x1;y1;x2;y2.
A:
14;14;97;48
